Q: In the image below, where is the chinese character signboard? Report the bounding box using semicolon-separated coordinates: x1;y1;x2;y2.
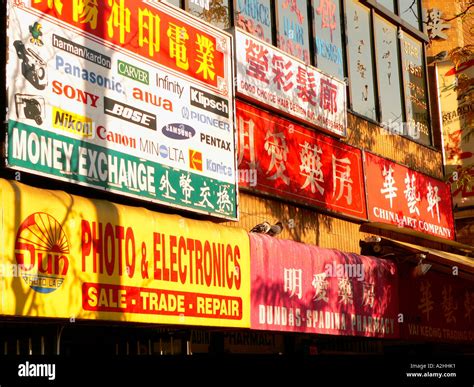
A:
401;35;431;146
6;0;237;219
437;60;474;209
237;101;366;220
250;233;399;337
235;29;347;137
0;179;250;327
365;152;455;240
399;263;474;343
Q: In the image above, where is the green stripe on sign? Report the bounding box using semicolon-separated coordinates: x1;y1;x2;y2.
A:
7;120;237;219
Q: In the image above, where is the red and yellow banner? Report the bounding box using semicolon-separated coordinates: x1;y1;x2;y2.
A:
31;0;227;89
0;179;250;327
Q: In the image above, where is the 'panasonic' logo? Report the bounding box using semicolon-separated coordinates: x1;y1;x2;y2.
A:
190;87;229;118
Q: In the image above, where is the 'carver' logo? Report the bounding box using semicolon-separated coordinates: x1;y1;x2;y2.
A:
15;213;69;294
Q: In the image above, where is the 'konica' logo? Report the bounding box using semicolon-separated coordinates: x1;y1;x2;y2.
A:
162;123;195;140
15;213;69;294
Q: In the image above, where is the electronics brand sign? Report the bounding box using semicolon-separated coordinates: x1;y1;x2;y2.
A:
6;1;236;219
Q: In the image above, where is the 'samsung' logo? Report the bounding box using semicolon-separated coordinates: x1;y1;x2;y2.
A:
15;213;69;293
162;123;195;140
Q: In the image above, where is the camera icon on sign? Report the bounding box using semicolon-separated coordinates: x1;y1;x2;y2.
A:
13;40;48;90
15;94;45;126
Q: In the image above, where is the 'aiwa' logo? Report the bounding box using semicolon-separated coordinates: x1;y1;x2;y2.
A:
15;213;69;293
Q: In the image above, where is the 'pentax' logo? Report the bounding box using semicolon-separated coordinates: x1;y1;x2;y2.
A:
190;87;229;118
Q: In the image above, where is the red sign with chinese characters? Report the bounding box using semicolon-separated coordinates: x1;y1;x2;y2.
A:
235;29;347;137
250;233;399;338
237;101;367;220
365;152;456;240
32;0;227;91
399;264;474;343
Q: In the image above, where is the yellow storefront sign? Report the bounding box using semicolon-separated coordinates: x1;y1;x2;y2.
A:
0;179;250;327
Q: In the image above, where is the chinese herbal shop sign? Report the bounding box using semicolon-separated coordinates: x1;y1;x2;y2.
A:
399;263;474;343
235;28;347;137
364;152;455;240
237;101;367;220
250;233;399;338
0;179;251;327
7;1;237;220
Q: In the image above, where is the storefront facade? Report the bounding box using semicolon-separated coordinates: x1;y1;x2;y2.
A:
1;0;473;360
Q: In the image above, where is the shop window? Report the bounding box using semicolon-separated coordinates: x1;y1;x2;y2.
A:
374;14;404;124
401;34;431;145
312;0;344;80
275;0;310;62
345;0;377;121
376;0;394;12
165;0;182;7
235;0;273;43
398;0;420;30
185;0;231;29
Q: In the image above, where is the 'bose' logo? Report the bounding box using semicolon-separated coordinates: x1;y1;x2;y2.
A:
104;97;156;130
190;87;229;118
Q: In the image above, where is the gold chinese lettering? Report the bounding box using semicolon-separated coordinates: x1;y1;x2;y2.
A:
107;0;131;44
195;34;215;80
34;0;63;14
73;0;98;29
167;23;189;70
138;9;161;57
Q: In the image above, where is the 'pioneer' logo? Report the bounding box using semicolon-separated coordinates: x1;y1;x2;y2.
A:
104;97;156;130
190;87;229;118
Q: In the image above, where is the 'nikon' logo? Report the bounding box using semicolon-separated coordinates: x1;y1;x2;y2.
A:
118;60;149;85
52;107;93;138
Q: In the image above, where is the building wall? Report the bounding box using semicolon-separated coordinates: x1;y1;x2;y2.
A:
423;0;474;246
224;107;445;251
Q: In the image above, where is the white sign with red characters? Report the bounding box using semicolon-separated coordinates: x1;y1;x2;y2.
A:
235;28;347;137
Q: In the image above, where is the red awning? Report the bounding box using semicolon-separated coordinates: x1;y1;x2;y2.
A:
249;233;399;338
